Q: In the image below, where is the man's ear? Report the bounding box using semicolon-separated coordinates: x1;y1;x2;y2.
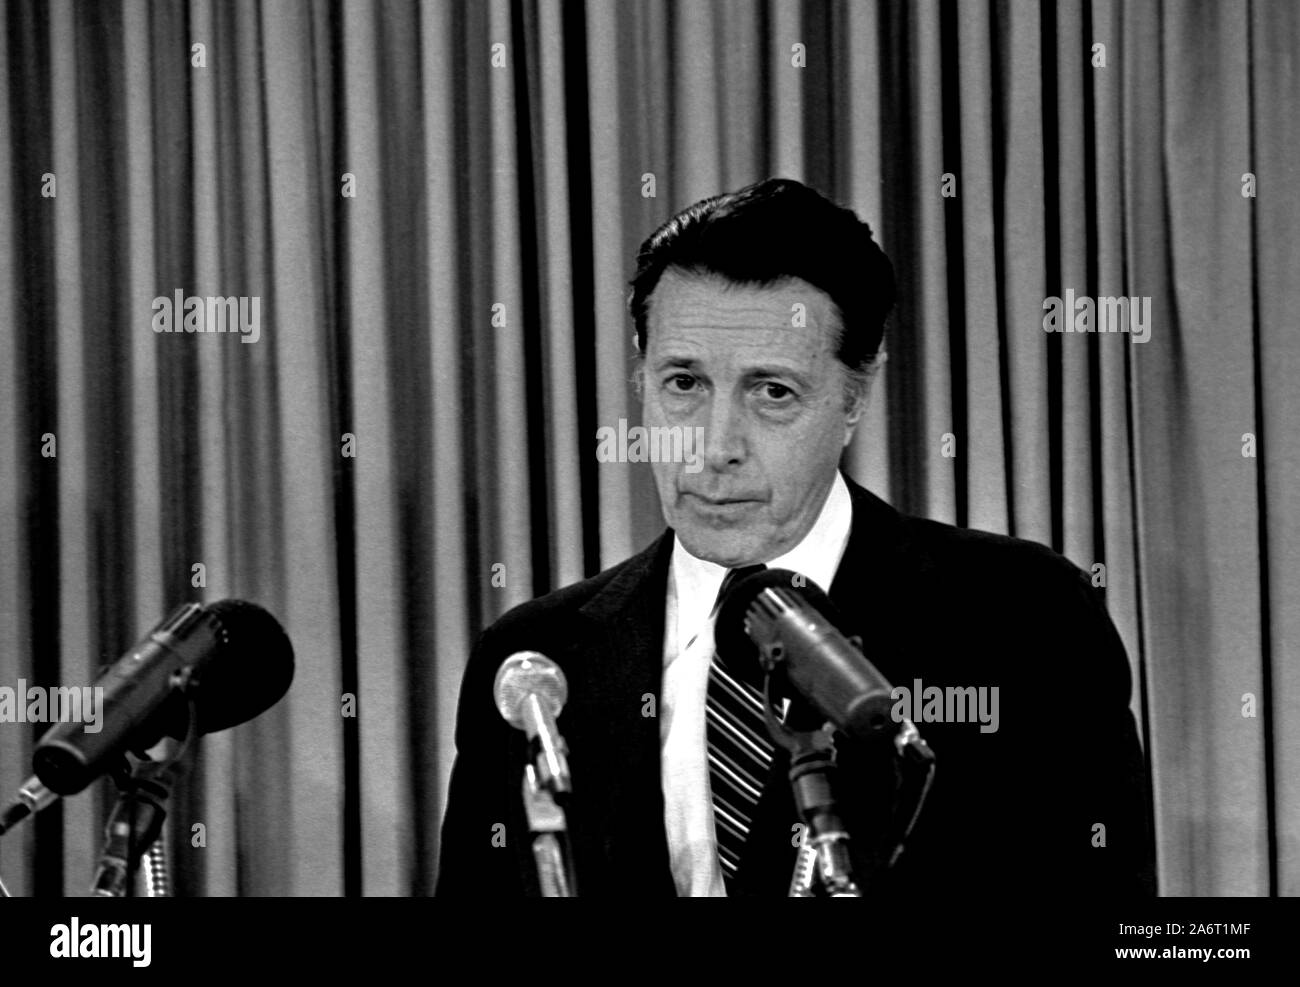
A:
842;392;867;447
630;353;646;402
841;348;886;445
841;371;870;447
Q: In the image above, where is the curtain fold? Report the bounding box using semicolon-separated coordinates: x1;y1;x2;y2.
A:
1;0;1295;897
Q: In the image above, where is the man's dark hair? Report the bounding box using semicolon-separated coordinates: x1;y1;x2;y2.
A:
628;177;896;372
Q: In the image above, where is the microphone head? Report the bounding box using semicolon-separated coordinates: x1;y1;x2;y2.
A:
715;568;844;688
194;599;295;734
493;651;567;729
31;600;295;796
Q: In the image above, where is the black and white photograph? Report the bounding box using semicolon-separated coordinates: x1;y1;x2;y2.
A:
0;0;1296;967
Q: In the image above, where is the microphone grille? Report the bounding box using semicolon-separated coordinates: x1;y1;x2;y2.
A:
197;599;295;734
716;568;843;684
493;651;567;728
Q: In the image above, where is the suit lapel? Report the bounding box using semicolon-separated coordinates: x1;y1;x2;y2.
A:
828;479;909;626
567;531;677;895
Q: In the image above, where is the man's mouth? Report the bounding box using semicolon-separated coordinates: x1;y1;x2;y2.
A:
682;492;761;508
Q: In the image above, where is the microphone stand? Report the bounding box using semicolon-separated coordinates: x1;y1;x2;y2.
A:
92;697;196;897
785;728;860;897
93;759;172;897
519;705;577;897
757;688;861;897
521;764;575;897
753;672;937;897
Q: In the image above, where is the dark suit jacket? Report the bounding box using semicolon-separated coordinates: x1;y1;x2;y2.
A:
435;479;1156;897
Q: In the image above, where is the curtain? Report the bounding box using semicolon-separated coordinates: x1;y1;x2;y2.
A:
1;0;1296;897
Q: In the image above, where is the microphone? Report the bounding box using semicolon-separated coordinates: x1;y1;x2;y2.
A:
493;651;571;794
718;570;938;893
2;599;294;821
493;651;577;896
715;568;896;742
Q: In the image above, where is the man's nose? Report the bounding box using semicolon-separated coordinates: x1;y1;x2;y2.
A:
700;393;748;470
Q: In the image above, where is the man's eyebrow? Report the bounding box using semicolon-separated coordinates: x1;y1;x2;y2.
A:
650;358;817;387
651;355;700;372
743;364;813;387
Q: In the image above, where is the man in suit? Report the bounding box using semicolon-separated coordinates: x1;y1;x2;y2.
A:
435;178;1156;898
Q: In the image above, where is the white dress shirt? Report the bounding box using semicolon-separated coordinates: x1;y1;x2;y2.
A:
659;470;854;896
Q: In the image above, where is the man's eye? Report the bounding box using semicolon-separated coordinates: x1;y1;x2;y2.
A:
666;374;697;392
759;382;795;402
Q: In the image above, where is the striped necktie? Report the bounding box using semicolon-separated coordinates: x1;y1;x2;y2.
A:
705;564;769;892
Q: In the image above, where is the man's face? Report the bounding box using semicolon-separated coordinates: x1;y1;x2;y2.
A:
641;270;865;567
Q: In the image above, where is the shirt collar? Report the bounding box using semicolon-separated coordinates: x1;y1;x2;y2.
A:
669;470;854;654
